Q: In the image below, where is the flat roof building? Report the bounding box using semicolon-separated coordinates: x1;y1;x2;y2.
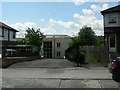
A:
42;35;72;59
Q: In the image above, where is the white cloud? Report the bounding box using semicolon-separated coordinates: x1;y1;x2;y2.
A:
49;18;56;26
102;3;109;10
49;18;80;29
8;3;107;38
72;0;89;5
4;19;68;37
49;7;104;36
10;22;40;38
73;8;104;36
91;4;101;12
82;9;94;16
49;6;104;36
91;3;109;12
72;0;117;6
62;29;79;36
11;22;39;30
2;0;118;2
41;27;57;34
9;22;58;38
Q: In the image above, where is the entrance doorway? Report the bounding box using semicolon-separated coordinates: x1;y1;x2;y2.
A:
43;42;52;58
109;34;116;53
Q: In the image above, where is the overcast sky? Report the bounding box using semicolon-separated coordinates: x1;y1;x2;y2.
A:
1;0;119;38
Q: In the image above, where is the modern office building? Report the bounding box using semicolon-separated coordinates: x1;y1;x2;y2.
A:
42;35;72;59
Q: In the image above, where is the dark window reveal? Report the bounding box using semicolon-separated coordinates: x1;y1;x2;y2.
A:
109;15;116;23
57;51;60;56
13;31;16;39
57;43;61;48
110;35;115;47
2;28;4;37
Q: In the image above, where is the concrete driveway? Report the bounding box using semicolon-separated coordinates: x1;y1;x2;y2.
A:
9;59;75;68
2;59;119;88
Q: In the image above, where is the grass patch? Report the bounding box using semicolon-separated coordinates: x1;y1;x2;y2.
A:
85;55;99;64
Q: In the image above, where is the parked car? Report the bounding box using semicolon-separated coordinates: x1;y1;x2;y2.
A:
109;56;120;83
5;49;17;57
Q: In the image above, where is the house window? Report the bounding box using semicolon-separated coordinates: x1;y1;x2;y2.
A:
0;29;2;37
13;31;16;39
109;15;116;23
110;34;116;47
57;51;60;56
57;43;61;48
2;28;4;37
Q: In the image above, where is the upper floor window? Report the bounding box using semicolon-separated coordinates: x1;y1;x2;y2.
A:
2;28;4;37
109;14;116;23
57;43;61;48
0;29;2;37
13;31;16;39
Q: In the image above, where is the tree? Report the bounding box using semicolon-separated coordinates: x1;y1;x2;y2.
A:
16;38;26;45
78;26;97;46
96;36;104;46
25;28;45;51
69;36;80;47
66;26;97;66
69;26;97;47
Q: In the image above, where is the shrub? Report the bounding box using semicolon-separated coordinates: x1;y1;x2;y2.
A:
79;52;85;64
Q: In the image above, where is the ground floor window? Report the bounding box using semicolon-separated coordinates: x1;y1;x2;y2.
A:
57;51;60;57
110;34;116;47
109;34;116;52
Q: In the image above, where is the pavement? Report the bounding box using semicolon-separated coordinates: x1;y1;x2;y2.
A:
8;59;75;68
1;59;120;88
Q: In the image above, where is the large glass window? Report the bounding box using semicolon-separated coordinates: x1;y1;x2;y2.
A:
43;42;52;58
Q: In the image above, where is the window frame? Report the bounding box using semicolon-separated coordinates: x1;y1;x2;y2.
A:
109;14;116;23
57;42;61;48
2;27;4;37
13;31;16;39
109;34;116;53
110;34;116;48
57;51;60;57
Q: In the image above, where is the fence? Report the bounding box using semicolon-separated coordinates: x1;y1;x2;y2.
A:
79;46;109;66
2;45;39;57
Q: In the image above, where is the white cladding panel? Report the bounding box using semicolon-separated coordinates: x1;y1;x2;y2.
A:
104;12;120;27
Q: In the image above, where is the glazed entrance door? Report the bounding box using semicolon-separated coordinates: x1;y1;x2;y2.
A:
109;34;116;53
43;42;52;58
